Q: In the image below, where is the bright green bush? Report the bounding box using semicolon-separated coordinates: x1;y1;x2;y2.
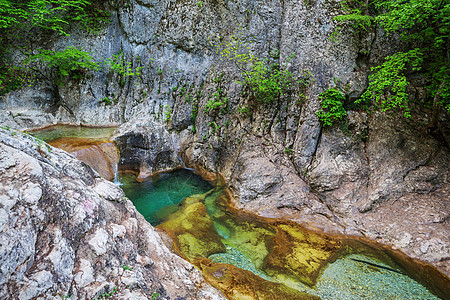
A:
105;51;143;86
0;0;109;91
205;88;228;115
359;49;423;118
27;46;100;85
316;87;347;127
0;0;109;34
216;35;300;104
333;0;449;124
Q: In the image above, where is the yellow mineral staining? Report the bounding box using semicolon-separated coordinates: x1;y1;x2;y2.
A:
216;216;274;269
156;184;449;300
197;259;320;300
158;195;226;260
263;223;343;286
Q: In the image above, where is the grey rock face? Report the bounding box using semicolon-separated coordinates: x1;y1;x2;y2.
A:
0;128;225;300
113;119;181;179
0;0;448;279
228;135;342;233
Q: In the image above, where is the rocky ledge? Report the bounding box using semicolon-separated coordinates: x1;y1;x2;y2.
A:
0;128;225;300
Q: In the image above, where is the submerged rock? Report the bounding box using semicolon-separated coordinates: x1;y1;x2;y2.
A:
0;128;225;300
155;185;450;299
158;194;226;260
0;0;448;293
198;259;321;300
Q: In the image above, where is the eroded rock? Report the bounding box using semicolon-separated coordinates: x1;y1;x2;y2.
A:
0;129;225;300
113;120;181;180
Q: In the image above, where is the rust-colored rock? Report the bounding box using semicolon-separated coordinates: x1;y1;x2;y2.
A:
49;137;119;181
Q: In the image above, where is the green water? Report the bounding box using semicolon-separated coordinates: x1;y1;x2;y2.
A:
314;254;439;300
120;169;213;225
202;191;440;299
28;125;117;142
121;173;444;300
209;251;439;299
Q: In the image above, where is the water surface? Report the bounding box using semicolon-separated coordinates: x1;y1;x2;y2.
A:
120;169;213;225
119;171;449;299
28;125;117;142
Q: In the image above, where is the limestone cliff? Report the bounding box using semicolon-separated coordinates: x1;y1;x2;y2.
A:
0;0;448;280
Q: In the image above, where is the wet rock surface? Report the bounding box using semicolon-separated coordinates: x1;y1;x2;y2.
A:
49;138;120;181
0;129;225;300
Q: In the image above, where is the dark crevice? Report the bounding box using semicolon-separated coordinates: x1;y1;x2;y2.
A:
401;151;434;182
306;125;322;173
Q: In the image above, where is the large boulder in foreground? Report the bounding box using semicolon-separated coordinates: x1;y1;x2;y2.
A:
0;128;224;300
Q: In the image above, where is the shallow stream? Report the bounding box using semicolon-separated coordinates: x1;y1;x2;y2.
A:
28;125;449;299
122;172;446;300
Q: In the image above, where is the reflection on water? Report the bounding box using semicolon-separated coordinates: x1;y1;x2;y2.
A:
28;125;117;143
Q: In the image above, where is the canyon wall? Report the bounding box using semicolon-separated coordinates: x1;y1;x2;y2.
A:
0;0;448;277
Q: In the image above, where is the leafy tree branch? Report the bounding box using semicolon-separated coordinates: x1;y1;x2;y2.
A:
332;0;449;128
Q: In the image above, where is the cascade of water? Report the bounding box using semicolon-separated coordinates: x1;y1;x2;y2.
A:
178;154;193;171
113;162;122;186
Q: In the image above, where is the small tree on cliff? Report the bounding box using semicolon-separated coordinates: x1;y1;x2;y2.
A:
333;0;449;131
0;0;109;94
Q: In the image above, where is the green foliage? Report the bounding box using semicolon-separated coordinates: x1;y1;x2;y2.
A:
316;87;347;127
331;0;374;40
370;0;450;116
359;49;423;118
0;0;27;29
243;58;297;103
152;292;160;300
205;88;228;115
333;0;449;122
93;286;117;300
237;105;252;117
216;35;301;104
27;46;100;85
285;147;293;155
99;96;112;105
0;64;30;95
208;121;220;135
164;105;172;123
191;97;199;133
120;264;133;271
331;11;373;40
0;0;109;92
105;51;142;86
0;0;109;34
